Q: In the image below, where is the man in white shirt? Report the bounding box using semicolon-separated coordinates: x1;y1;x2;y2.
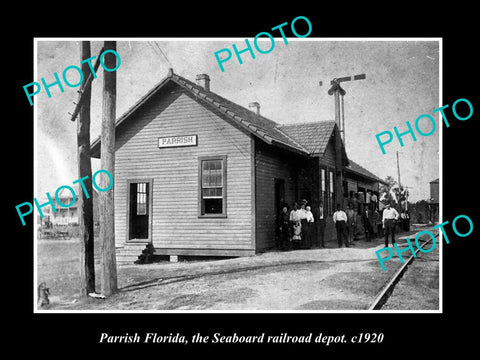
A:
289;202;301;222
382;203;399;247
305;205;314;248
333;204;348;248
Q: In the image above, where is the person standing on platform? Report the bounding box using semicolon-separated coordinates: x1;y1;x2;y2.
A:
333;204;348;248
404;210;410;231
298;200;309;249
362;206;373;242
400;211;407;231
372;209;380;239
290;202;302;249
278;205;291;251
371;192;378;210
366;190;372;205
317;200;326;248
305;205;314;249
382;203;399;247
346;203;356;246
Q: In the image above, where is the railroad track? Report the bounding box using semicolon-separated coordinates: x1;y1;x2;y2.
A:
367;230;439;310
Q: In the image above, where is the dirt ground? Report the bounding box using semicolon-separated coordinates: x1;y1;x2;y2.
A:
36;230;438;311
382;241;440;310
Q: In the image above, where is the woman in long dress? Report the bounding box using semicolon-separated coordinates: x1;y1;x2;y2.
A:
290;202;302;249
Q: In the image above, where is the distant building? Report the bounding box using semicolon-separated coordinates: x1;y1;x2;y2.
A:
37;186;100;227
53;187;79;225
429;178;439;223
430;178;439;204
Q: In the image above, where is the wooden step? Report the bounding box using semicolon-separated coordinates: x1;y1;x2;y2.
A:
118;242;150;249
116;253;142;264
115;242;151;264
117;248;149;255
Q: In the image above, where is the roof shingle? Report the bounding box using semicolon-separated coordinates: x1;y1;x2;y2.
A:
90;70;384;184
171;73;308;153
91;70;312;156
346;160;387;184
278;121;336;155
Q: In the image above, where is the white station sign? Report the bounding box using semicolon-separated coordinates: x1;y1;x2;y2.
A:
158;135;197;148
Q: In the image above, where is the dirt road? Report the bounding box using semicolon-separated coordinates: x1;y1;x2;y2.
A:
40;238;418;311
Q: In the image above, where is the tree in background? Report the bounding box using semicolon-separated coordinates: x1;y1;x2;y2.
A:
409;200;431;224
380;176;431;224
379;176;409;211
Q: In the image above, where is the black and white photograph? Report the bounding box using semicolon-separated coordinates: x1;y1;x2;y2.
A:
33;38;441;312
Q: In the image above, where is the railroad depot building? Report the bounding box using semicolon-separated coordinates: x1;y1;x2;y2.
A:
91;69;384;262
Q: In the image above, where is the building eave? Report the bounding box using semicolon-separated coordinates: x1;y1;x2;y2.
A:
91;70;309;158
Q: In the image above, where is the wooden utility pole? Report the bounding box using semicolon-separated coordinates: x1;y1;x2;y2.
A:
329;82;346;208
320;74;366;208
321;74;365;145
70;46;104;122
78;41;95;296
100;41;117;296
396;151;401;189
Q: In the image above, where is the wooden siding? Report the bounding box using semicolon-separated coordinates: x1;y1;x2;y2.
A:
254;141;298;251
346;178;359;195
319;136;336;168
113;83;254;253
297;158;319;205
346;177;379;194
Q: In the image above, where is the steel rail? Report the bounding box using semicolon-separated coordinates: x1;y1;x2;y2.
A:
367;230;439;310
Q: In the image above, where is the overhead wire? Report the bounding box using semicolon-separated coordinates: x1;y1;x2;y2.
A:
147;41;249;159
148;41;173;69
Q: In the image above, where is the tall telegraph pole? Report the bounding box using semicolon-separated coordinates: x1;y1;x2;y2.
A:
396;151;401;189
77;41;95;296
320;74;366;207
100;41;118;296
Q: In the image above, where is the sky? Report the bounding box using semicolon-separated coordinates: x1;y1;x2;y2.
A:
35;38;440;202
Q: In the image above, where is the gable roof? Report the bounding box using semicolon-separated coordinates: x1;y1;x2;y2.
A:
91;69;308;157
89;70;383;185
346;159;388;184
277;121;337;155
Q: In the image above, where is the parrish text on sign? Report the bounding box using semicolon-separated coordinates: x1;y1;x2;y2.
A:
158;135;198;148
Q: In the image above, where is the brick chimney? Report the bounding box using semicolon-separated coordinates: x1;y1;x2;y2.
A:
196;74;210;91
249;102;260;115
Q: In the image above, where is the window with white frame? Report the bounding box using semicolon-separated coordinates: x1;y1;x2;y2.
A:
199;156;227;217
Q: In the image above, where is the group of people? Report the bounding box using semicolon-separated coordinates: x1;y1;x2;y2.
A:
333;203;379;247
333;202;404;248
277;196;409;250
278;199;325;251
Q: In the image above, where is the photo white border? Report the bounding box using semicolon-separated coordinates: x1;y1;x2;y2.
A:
33;37;443;314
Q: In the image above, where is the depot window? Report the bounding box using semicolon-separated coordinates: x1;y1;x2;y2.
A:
328;170;335;215
136;183;147;215
321;168;326;210
198;156;227;217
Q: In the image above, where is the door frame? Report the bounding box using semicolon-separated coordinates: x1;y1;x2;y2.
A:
125;178;154;243
274;178;285;240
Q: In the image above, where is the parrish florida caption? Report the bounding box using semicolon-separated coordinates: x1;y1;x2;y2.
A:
99;332;384;345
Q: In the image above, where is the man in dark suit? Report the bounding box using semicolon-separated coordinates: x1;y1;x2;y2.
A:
316;200;326;248
278;205;291;251
361;205;374;242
